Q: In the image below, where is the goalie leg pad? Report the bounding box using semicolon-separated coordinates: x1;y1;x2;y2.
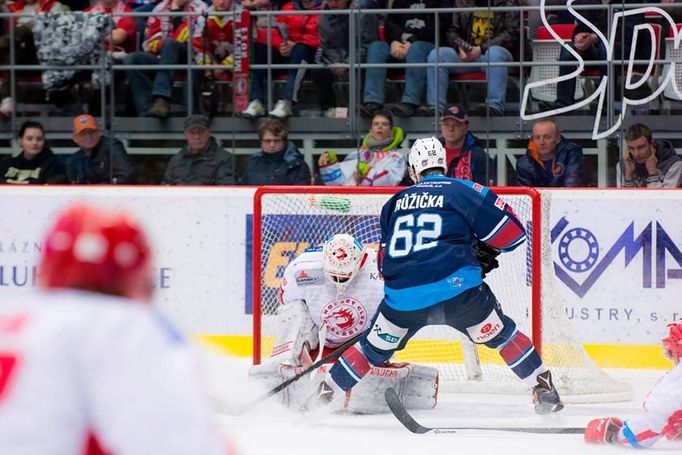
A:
341;363;439;414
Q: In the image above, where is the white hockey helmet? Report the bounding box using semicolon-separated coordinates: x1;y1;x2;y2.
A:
322;234;365;285
408;136;447;182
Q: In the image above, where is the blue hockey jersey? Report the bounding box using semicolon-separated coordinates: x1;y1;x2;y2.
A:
379;174;526;311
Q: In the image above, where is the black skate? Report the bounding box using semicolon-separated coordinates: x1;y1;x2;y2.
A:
532;370;564;415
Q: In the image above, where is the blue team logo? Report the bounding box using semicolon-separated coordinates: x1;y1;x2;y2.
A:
552;217;682;298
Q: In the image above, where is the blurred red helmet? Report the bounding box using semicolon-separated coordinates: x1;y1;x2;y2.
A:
662;321;682;364
39;204;153;301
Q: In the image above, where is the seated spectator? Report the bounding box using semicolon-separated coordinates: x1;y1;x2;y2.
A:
617;123;682;188
360;0;446;118
0;0;68;117
0;119;67;184
313;0;378;117
438;104;495;185
124;0;207;118
515;118;585;187
241;119;311;184
240;0;322;119
194;0;236;116
87;0;137;57
318;109;406;186
67;114;135;184
542;0;653;112
129;0;161;48
162;114;236;184
425;0;522;117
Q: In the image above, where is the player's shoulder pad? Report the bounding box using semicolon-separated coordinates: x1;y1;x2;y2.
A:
287;251;325;286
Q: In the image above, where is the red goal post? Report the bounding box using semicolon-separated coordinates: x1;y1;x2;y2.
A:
252;185;542;363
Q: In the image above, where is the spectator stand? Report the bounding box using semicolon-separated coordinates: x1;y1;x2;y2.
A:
660;23;682;112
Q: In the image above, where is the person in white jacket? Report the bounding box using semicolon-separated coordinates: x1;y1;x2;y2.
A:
318;110;407;186
585;321;682;448
0;204;230;454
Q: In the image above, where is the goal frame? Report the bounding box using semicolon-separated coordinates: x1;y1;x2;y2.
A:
252;185;543;365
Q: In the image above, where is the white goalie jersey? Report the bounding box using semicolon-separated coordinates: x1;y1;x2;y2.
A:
250;243;439;414
274;245;384;358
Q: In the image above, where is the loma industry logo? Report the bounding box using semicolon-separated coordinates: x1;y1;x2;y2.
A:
552;217;682;298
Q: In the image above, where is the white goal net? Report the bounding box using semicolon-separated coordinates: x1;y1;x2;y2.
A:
253;186;632;403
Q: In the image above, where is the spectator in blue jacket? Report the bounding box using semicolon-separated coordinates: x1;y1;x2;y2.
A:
241;119;311;185
515;118;585;187
67;114;135;184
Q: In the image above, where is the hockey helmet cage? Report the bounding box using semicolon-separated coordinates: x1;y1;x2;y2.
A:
663;321;682;364
322;234;365;285
39;204;153;302
408;136;447;182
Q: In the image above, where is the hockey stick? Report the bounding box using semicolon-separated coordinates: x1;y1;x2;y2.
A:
216;334;361;415
384;388;585;435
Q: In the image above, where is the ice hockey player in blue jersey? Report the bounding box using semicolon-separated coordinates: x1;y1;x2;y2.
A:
306;137;564;415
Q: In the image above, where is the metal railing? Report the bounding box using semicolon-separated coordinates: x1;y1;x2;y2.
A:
0;3;680;186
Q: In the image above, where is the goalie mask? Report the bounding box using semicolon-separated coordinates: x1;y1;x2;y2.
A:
663;321;682;364
322;234;365;286
39;204;153;302
408;137;447;183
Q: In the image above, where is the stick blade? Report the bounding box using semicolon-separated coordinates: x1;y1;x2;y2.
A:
384;387;434;434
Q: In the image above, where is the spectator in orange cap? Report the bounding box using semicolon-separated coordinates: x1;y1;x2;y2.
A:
66;114;136;184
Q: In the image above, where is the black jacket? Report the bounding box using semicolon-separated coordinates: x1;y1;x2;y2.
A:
385;0;449;45
163;137;236;185
0;148;67;184
66;136;135;184
241;141;311;185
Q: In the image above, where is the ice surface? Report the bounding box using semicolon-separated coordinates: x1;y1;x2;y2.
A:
198;350;682;455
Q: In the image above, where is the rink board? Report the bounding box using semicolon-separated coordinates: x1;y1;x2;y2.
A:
0;186;679;369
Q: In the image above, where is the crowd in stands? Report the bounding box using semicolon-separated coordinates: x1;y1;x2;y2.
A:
1;107;680;186
1;0;679;118
0;1;681;186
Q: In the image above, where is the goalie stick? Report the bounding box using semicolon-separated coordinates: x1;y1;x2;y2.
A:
384;388;585;435
216;333;361;415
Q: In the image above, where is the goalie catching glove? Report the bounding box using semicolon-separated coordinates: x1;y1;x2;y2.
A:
476;241;500;278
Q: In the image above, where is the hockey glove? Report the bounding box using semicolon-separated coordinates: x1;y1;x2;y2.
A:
663;410;682;440
476;241;500;278
584;417;623;444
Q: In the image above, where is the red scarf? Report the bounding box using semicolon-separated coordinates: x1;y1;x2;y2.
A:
445;145;473;181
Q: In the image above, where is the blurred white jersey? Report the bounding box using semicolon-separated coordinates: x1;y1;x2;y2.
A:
279;247;384;348
0;290;227;455
617;362;682;447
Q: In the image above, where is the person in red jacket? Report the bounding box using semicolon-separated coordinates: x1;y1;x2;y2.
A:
86;0;137;55
240;0;321;119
